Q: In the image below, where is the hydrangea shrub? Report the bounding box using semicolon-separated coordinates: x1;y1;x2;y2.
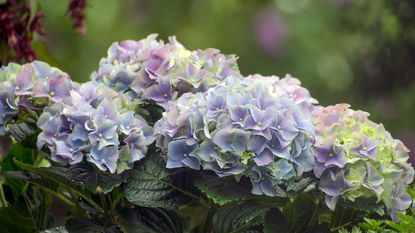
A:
0;35;413;232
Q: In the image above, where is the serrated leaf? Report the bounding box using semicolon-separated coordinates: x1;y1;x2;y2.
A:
118;207;184;233
124;155;199;209
212;202;270;233
195;174;253;206
263;208;289;233
66;163;127;194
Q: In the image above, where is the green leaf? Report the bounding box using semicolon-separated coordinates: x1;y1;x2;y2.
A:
41;226;69;233
0;202;37;233
283;194;316;233
23;185;53;231
8;107;38;143
338;198;384;215
118;207;184;233
195;174;253;206
13;159;74;188
263;208;289;233
66;163;127;194
124;155;200;209
65;217;120;233
0;144;36;200
329;206;356;231
212;201;270;233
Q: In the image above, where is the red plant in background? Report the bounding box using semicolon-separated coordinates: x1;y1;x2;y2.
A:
0;0;45;64
67;0;88;36
0;0;88;65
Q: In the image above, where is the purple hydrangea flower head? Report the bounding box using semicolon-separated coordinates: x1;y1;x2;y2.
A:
312;104;414;220
155;76;315;196
37;82;155;173
91;34;242;108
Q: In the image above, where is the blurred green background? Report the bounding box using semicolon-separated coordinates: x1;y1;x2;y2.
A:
36;0;415;160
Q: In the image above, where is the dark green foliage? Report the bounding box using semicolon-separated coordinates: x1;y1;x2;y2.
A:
195;174;253;206
123;155;201;209
211;201;270;233
67;163;127;194
118;207;184;233
263;208;289;233
65;217;121;233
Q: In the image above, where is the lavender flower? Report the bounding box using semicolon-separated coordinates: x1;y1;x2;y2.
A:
37;82;154;173
312;104;414;220
155;76;315;196
91;34;241;108
249;74;318;115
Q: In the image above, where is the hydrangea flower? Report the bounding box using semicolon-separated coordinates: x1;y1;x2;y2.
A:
0;61;74;154
312;104;414;220
155;76;315;196
37;82;154;173
91;34;241;108
249;74;318;115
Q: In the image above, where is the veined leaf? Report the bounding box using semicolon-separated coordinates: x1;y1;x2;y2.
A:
195;174;253;206
118;207;184;233
66;163;127;194
124;155;202;209
212;201;270;233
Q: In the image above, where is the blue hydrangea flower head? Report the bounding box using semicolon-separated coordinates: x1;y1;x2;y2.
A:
155;76;315;196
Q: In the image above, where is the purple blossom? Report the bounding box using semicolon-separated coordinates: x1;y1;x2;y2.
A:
37;81;155;173
91;34;242;108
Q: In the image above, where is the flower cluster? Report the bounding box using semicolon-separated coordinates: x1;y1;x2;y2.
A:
91;34;241;108
312;104;414;220
155;76;315;196
249;74;318;115
37;82;154;173
0;61;73;138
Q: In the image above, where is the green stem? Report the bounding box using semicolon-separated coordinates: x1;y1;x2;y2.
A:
0;184;8;207
13;159;104;213
307;201;320;228
110;191;123;212
36;185;76;208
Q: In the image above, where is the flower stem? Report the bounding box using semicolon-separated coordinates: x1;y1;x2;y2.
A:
0;184;8;207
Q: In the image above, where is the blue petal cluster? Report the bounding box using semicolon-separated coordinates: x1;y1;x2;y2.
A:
155;76;315;196
249;74;318;115
37;82;154;173
0;61;73;138
91;34;241;108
